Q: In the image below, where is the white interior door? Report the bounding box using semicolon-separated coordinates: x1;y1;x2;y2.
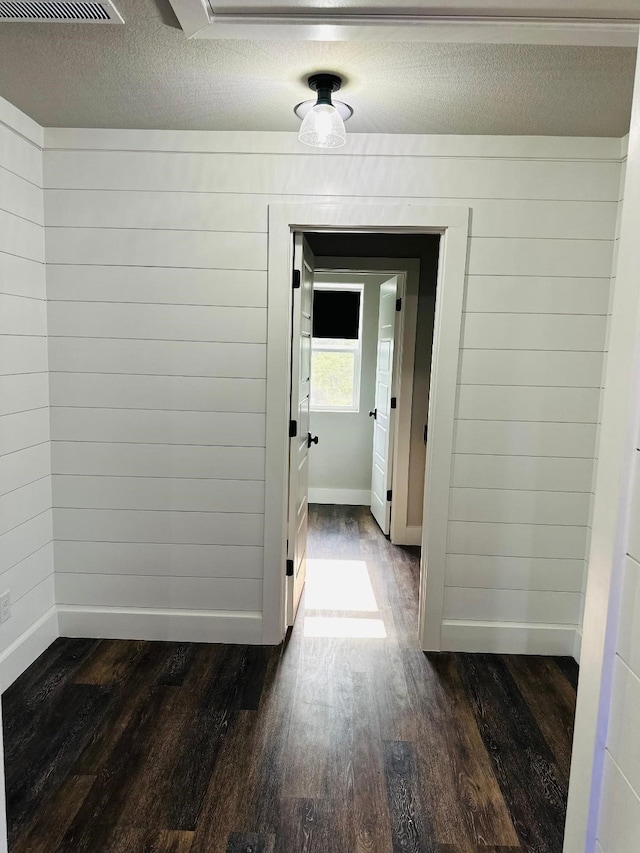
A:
370;276;398;535
287;233;316;626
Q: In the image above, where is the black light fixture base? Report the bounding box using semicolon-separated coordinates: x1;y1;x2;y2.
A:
294;99;353;122
307;73;342;95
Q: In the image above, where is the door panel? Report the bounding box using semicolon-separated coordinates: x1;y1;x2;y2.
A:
287;233;315;626
371;277;398;535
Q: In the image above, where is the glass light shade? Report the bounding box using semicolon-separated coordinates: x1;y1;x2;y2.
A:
298;102;346;148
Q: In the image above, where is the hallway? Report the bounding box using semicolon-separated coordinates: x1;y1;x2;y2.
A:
3;505;577;852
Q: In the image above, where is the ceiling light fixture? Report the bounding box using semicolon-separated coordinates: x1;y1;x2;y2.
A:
294;73;353;149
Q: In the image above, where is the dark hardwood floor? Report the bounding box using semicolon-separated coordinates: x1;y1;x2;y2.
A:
3;504;578;852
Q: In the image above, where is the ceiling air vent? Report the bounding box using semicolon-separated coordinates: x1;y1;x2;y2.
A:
0;1;124;23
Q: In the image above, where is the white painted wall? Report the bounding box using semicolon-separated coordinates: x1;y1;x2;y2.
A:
563;55;640;853
573;144;628;664
0;97;56;691
308;273;384;505
593;146;640;853
41;128;620;652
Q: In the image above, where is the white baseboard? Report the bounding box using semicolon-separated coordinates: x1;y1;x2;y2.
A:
440;619;577;656
0;607;59;691
391;524;422;547
57;606;263;645
308;488;371;505
573;625;583;663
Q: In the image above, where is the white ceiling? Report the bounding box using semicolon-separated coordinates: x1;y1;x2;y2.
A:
0;0;635;136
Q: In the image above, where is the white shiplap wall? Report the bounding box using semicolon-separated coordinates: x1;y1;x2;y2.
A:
0;97;56;688
574;148;628;662
593;117;640;852
597;459;640;851
43;129;621;650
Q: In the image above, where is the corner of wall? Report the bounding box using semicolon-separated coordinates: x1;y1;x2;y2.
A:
0;95;57;693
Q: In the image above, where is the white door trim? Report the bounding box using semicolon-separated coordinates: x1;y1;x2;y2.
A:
263;203;470;648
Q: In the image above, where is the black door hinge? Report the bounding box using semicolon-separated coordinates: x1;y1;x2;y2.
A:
286;559;294;577
390;397;397;409
289;419;298;438
396;298;402;311
424;423;428;443
292;269;301;289
386;489;392;502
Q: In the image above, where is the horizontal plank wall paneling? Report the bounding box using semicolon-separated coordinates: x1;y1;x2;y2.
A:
45;190;618;240
451;454;595;492
0;478;51;537
462;313;607;351
0;121;42;182
47;302;267;343
0;210;44;263
0;293;47;336
0;169;43;224
49;374;266;412
0;97;55;691
46;266;267;306
0;372;49;416
618;554;640;677
456;385;602;423
44;150;620;200
453;420;598;458
598;434;640;849
467;238;613;279
55;574;262;612
48;338;266;378
0;252;46;300
443;587;582;624
46;228;266;270
54;541;263;579
51;442;265;480
52;475;265;513
445;554;585;592
44;131;621;651
53;509;264;546
588;120;640;852
447;521;588;560
0;510;52;575
0;443;50;497
458;350;605;388
0;408;51;456
0;336;48;375
449;488;592;526
464;276;611;315
43;128;621;158
49;408;265;446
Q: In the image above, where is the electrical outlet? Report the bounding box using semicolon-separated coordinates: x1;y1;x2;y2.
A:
0;591;10;624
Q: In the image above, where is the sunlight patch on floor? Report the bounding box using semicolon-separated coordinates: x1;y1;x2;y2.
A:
303;616;387;639
305;558;379;612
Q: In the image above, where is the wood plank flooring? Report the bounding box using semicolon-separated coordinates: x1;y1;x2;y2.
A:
2;504;578;852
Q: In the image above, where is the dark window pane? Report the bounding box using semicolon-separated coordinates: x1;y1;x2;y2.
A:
313;289;361;339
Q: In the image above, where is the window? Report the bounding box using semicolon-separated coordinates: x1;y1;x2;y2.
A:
311;284;363;412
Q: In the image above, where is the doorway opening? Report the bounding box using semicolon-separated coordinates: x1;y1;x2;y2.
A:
285;230;441;632
263;202;470;649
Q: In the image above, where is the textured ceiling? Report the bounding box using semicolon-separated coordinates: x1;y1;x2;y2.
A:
0;0;635;136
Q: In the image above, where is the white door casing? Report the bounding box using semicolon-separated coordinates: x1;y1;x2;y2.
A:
286;233;315;625
263;202;470;652
370;276;398;535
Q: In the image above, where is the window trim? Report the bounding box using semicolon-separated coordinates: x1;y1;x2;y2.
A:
310;282;364;414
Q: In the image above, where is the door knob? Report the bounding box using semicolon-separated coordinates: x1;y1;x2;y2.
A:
369;409;377;419
307;433;319;448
